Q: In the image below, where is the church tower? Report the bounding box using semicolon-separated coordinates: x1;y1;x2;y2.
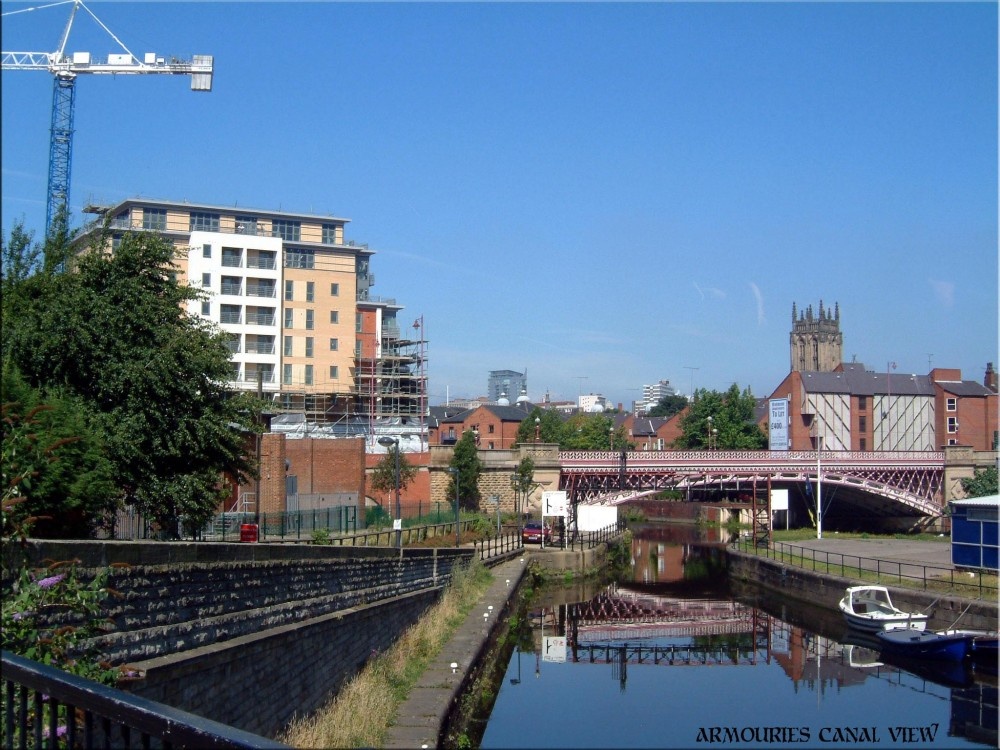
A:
790;301;842;372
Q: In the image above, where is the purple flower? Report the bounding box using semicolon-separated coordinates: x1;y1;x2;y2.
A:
42;725;67;738
37;574;65;589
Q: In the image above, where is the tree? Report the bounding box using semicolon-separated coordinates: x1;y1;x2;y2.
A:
960;466;998;498
510;455;535;522
648;394;688;419
674;385;766;450
449;430;483;511
1;369;117;538
369;447;418;497
561;413;620;450
513;407;563;446
3;223;261;535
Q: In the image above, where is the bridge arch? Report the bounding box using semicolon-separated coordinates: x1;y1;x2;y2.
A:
558;450;945;522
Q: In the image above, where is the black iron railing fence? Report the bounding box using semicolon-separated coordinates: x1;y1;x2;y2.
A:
564;520;627;551
474;530;523;560
731;538;997;599
1;651;287;750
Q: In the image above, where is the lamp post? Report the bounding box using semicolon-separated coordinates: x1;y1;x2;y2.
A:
534;416;540;443
377;436;402;548
816;435;823;540
706;415;713;450
609;425;615;450
447;467;460;547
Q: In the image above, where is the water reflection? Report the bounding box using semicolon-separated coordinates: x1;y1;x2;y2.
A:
479;526;997;749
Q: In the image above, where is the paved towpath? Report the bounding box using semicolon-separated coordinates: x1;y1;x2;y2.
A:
384;555;529;750
788;536;954;569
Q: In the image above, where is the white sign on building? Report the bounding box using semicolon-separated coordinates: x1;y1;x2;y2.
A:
768;398;790;451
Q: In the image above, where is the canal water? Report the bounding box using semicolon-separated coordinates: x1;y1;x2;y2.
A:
477;525;997;749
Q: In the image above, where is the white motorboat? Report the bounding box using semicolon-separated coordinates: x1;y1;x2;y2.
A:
838;585;928;632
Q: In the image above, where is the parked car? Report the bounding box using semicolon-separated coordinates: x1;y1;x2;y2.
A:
522;521;552;544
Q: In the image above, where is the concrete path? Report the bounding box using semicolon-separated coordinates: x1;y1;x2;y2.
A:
784;536;954;569
384;555;529;750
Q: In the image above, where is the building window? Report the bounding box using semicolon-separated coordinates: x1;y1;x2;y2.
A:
946;397;957;412
305;310;314;330
488;424;495;434
272;220;301;242
221;247;242;267
220;276;241;295
330;310;339;324
859;416;867;433
860;438;867;451
283;364;293;385
948;438;958;446
329;338;338;351
304;365;313;385
329;365;338;379
200;301;210;316
331;282;339;296
190;212;220;232
202;243;212;258
947;417;958;434
142;207;166;230
284;280;293;301
220;304;241;324
355;340;362;357
306;281;314;302
356;313;363;333
283;336;293;357
283;309;294;328
235;215;257;235
305;337;314;358
858;395;867;411
322;224;338;244
201;272;211;288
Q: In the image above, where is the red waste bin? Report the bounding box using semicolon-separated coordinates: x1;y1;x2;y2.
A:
240;523;259;543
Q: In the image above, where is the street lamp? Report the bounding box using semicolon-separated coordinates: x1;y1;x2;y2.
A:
534;416;540;443
609;426;615;451
816;436;824;540
446;467;460;547
706;415;713;450
377;436;402;548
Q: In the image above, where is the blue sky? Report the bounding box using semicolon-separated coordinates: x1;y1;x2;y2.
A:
3;1;996;408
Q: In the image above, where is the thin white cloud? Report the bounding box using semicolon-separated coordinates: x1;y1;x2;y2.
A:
929;278;955;307
693;281;725;300
749;281;765;325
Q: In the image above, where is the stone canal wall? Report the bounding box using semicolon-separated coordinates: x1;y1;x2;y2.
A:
727;548;998;632
5;540;474;737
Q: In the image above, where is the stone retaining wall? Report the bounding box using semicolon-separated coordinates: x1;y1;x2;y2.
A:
727;548;998;632
4;540;475;738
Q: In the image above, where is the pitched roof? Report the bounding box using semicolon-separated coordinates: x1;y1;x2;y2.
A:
935;380;994;397
438;402;536;424
799;369;935;396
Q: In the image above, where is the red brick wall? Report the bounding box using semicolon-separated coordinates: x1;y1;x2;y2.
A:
364;451;431;519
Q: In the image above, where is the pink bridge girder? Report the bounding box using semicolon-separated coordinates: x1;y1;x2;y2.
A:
558;450;945;517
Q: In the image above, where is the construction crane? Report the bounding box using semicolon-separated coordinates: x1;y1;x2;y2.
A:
1;0;213;233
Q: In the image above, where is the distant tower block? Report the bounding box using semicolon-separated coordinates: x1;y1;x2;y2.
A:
790;301;842;372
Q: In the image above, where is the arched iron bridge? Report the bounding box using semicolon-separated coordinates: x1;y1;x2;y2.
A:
558;449;945;519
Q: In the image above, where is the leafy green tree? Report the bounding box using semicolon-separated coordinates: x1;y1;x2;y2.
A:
648;394;689;419
513;407;563;445
960;466;998;498
510;455;535;522
674;385;766;450
3;224;261;535
561;413;619;450
369;446;418;496
449;430;483;511
2;370;117;538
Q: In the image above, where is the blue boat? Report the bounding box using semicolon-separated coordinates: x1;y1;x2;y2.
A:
876;628;970;661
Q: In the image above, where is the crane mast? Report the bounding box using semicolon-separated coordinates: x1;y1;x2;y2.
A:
2;0;213;233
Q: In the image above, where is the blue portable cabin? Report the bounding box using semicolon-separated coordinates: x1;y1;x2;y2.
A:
949;495;999;571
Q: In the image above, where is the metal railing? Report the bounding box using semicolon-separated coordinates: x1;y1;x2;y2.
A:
563;520;627;551
1;651;287;749
474;530;524;561
730;538;997;599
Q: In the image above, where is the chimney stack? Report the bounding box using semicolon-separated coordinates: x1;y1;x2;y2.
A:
985;362;998;392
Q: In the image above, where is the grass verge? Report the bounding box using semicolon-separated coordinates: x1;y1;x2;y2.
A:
279;558;493;749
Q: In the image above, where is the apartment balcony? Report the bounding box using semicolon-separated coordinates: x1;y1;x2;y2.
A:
220;311;242;325
220;283;243;296
245;343;275;355
245;283;276;298
246;312;275;326
247;256;277;270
